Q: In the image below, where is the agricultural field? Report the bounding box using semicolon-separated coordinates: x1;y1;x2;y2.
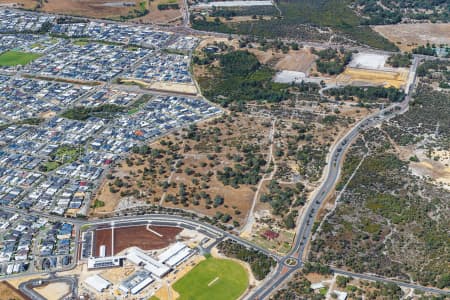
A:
173;256;249;300
0;50;41;66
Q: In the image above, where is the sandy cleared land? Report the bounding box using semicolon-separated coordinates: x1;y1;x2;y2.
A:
373;23;450;52
337;67;409;89
0;282;27;300
120;79;198;95
35;282;70;300
149;82;198;95
274;49;317;74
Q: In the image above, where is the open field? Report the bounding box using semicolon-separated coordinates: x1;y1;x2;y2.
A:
0;50;41;66
373;23;450;52
337;67;409;89
94;225;182;256
0;281;27;300
35;282;70;300
274;49;316;74
173;256;248;300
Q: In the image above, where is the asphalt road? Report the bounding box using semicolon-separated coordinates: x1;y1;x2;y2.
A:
19;276;78;300
244;56;448;299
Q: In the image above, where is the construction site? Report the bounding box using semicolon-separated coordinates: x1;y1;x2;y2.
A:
336;52;410;89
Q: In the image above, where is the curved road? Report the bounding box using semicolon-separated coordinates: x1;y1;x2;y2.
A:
245;57;441;299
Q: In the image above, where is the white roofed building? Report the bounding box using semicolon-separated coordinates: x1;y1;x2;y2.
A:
85;275;111;292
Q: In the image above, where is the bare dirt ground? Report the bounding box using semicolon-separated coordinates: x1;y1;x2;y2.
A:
35;282;70;300
337;67;409;89
94;225;182;256
373;23;450;52
395;144;450;190
114;225;181;253
0;281;27;300
94;228;113;257
274;49;317;74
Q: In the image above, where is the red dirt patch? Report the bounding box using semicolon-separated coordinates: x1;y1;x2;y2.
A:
94;225;182;257
114;225;181;254
94;228;113;257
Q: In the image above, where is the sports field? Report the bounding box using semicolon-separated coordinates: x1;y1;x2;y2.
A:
0;51;41;66
173;256;248;300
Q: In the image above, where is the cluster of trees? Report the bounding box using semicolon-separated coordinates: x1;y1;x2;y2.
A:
302;262;332;275
387;53;412;67
217;239;276;280
0;117;43;131
260;180;305;216
270;271;320;300
197;50;291;107
325;86;405;103
61;104;126;120
412;44;437;56
157;3;179;10
217;145;266;187
313;48;353;75
191;15;234;34
356;0;450;23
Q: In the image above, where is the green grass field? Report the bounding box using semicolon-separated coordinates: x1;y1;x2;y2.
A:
0;51;41;66
173;256;248;300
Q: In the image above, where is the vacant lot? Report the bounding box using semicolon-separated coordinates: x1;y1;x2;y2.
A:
0;282;27;300
0;51;41;66
94;225;182;256
114;225;181;253
274;49;316;74
35;282;70;300
93;228;113;257
173;256;248;300
373;23;450;52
